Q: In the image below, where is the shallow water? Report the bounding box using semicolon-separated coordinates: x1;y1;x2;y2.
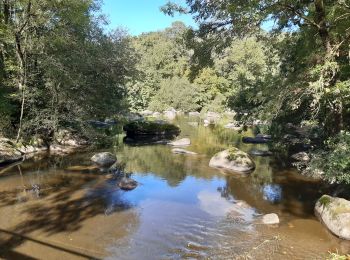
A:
0;116;349;259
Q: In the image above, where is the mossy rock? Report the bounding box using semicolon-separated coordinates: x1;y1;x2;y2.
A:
123;121;180;137
209;148;255;173
315;195;350;240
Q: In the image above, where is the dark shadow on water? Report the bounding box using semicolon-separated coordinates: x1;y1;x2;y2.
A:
0;164;134;258
0;228;101;259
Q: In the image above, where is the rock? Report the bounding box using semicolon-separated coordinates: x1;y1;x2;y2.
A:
262;213;280;225
209;148;255;173
164;108;177;120
256;134;272;140
224;111;236;117
123;121;180;137
87;120;110;128
315;195;350;240
125;113;143;121
140;110;153;116
189;111;200;117
118;177;138;191
242;136;270;144
205;111;221;124
152;112;161;117
168;138;191;146
172;148;197;155
249;149;273;157
291;152;310;162
203;119;210;125
91;152;117;167
224;123;242;131
0;138;23;167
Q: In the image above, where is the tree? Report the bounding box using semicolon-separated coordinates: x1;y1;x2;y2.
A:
163;0;350;135
0;0;136;145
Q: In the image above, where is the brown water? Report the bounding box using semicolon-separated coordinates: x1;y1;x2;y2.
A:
0;117;349;259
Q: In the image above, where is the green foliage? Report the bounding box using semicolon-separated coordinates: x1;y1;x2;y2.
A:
127;22;190;111
0;0;136;143
307;132;350;184
149;77;200;112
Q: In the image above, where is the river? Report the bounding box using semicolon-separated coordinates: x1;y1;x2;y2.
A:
0;116;349;259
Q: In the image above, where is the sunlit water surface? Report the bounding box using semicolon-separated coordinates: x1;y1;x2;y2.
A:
0;117;349;259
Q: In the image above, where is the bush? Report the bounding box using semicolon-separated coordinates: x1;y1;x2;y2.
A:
307;131;350;184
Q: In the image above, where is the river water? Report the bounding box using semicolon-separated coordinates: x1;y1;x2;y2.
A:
0;116;349;259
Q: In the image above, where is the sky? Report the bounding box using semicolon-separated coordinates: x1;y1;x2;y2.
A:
101;0;197;35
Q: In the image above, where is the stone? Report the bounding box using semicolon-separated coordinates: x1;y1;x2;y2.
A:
91;152;117;167
169;138;191;147
249;149;273;157
172;148;197;155
224;123;242;131
209;148;255;173
315;195;350;240
140;110;153;116
256;134;272;140
262;213;280;225
0;138;23;167
291;152;310;162
205;111;221;124
118;177;138;191
189;111;200;117
152;112;161;117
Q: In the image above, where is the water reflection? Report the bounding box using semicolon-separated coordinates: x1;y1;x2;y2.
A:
0;116;349;259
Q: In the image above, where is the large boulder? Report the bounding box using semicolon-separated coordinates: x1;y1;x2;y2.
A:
315;195;350;240
168;138;191;146
209;148;255;173
91;152;117;167
123;121;180;137
0;138;23;167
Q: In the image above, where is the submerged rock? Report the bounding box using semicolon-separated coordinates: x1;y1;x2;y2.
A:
172;148;197;155
209;148;255;173
168;138;191;147
249;149;273;157
91;152;117;167
262;213;280;225
315;195;350;240
242;136;270;144
263;184;282;203
118;177;138;191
